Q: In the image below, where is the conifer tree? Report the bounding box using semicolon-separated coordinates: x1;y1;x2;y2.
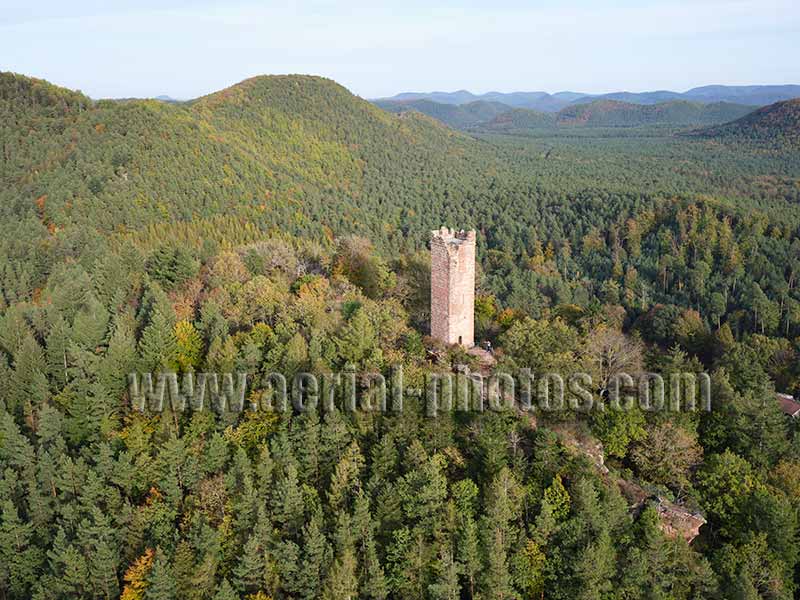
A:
139;305;179;372
324;545;358;600
45;313;71;389
172;540;196;600
233;534;265;595
298;514;331;600
336;308;379;367
353;490;388;599
213;578;240;600
543;473;571;521
272;462;305;536
457;515;481;600
0;499;44;597
328;440;365;512
10;333;49;432
71;292;110;350
428;547;461;600
145;549;177;600
89;539;121;600
100;312;139;398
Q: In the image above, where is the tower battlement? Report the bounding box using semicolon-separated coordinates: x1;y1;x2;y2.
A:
430;226;475;347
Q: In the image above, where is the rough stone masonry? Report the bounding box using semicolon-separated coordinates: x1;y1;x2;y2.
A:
430;226;475;347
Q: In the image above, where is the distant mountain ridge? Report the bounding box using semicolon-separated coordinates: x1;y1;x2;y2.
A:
375;97;757;131
376;84;800;113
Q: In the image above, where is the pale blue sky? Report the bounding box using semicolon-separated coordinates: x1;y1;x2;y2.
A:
1;0;798;99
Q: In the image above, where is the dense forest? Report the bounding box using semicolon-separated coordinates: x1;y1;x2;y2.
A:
689;99;800;148
372;99;511;130
2;71;800;599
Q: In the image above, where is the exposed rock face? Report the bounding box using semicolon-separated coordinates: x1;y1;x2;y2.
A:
466;345;496;374
550;423;706;543
552;423;609;474
654;498;706;543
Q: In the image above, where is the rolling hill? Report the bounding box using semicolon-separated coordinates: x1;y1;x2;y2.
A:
555;99;755;127
687;98;800;147
372;95;756;132
1;71;508;249
476;108;556;132
373;98;510;129
2;69;796;278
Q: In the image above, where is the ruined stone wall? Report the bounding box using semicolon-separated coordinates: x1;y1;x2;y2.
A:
430;227;475;347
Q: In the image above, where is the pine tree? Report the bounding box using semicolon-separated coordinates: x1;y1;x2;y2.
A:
145;549;177;600
319;410;352;484
428;547;461;600
481;527;514;600
172;540;196;600
10;333;49;432
65;380;108;444
328;440;365;512
139;302;179;372
291;411;320;486
0;500;44;597
71;292;110;350
511;538;545;600
353;491;387;599
45;313;71;389
48;535;90;598
190;553;218;600
272;462;305;536
297;514;331;600
89;539;121;600
386;527;428;600
233;534;264;595
206;335;237;373
574;529;615;599
336;308;378;367
99;311;138;398
213;578;240;600
323;546;358;600
273;540;302;596
282;331;309;376
457;514;481;600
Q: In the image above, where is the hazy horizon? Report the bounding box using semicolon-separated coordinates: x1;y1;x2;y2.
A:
2;0;799;100
9;73;800;103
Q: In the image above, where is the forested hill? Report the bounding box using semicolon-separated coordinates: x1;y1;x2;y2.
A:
476;107;556;132
372;98;510;129
1;71;503;239
373;96;756;132
688;98;800;147
554;99;754;127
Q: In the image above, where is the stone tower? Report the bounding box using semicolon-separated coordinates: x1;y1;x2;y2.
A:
430;226;476;347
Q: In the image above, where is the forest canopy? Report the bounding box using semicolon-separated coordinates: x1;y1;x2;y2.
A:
1;71;800;599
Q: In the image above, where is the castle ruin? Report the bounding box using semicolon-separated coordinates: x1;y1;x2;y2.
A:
430;227;475;347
